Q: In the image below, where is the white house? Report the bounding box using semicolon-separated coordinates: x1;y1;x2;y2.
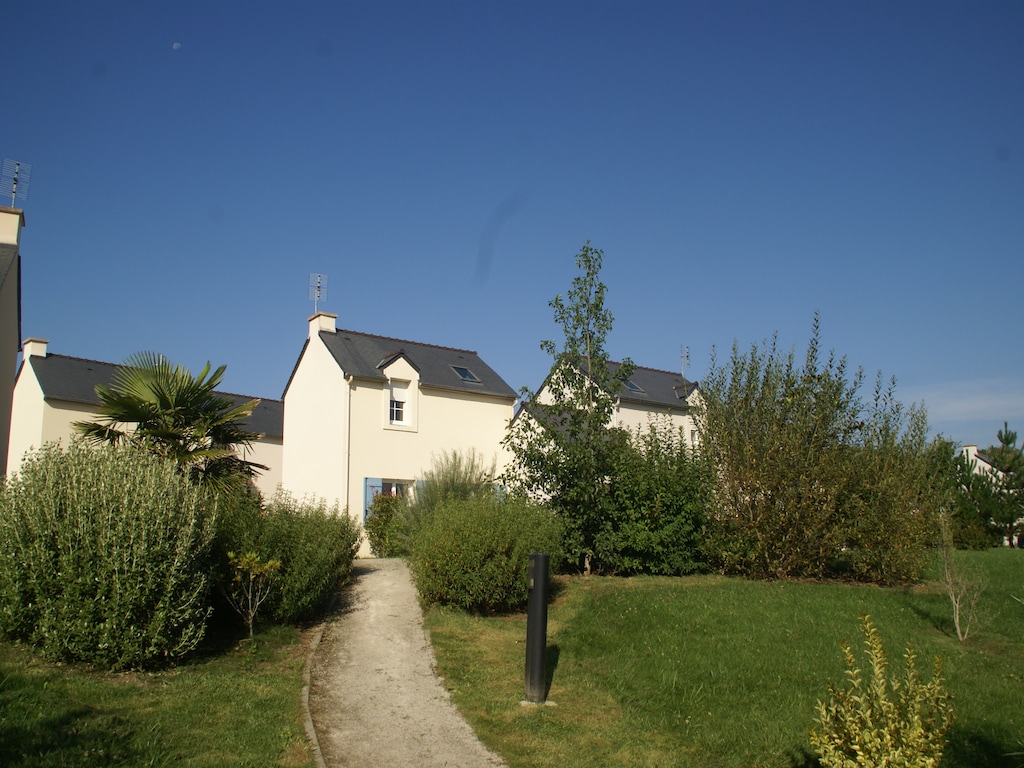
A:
960;444;1004;482
0;206;25;476
526;359;701;446
608;361;700;445
280;312;517;545
6;338;284;498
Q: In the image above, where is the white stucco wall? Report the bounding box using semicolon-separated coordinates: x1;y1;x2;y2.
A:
615;402;698;447
280;335;349;505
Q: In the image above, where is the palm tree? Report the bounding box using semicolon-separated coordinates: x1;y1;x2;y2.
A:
74;351;267;488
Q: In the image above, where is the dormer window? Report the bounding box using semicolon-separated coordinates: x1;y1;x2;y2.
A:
624;379;644;394
451;366;481;383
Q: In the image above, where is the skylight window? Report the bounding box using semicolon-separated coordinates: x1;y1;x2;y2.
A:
452;366;481;383
624;380;644;393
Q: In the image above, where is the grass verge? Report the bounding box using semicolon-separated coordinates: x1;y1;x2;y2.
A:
426;549;1024;768
0;624;315;767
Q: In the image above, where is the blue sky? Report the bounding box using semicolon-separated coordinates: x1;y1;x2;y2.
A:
4;1;1022;449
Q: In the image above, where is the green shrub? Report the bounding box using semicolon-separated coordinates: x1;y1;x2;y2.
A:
601;419;712;575
394;449;497;555
408;496;562;613
699;317;942;583
260;491;361;623
0;441;215;669
365;492;403;557
810;616;954;768
212;489;361;626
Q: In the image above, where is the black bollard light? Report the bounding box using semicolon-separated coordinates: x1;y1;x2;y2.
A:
524;552;549;704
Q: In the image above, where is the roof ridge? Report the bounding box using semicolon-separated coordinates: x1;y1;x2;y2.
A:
41;353;277;402
217;390;283;404
611;359;689;379
632;363;688;378
335;328;478;356
42;352;119;368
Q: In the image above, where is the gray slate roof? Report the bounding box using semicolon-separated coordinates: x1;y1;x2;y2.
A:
24;353;283;439
316;328;517;400
609;361;698;410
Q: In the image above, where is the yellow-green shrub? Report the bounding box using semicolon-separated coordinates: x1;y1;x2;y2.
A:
810;616;954;768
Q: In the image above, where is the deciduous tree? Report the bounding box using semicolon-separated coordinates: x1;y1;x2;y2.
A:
697;314;940;583
502;242;634;572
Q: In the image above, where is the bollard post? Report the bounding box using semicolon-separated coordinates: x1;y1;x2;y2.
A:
524;552;549;704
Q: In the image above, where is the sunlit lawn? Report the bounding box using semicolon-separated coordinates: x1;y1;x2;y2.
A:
427;549;1024;768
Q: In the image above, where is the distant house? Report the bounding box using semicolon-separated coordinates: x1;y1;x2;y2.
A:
0;206;25;475
6;338;283;498
960;444;1004;482
280;312;517;549
608;361;700;445
524;359;701;447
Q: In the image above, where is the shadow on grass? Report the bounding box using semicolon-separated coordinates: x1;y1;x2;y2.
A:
786;747;821;768
197;557;371;661
945;723;1020;768
0;675;154;768
544;643;560;700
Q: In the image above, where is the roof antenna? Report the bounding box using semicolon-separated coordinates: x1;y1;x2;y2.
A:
680;345;690;382
309;273;329;313
1;159;31;207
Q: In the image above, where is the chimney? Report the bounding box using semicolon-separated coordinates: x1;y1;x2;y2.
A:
309;312;337;339
22;338;48;358
0;207;25;247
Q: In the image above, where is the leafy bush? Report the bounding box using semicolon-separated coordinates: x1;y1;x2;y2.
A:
698;315;941;583
365;492;403;557
408;496;562;613
810;616;954;768
213;489;361;625
0;441;215;669
262;491;361;623
600;419;712;575
394;449;497;555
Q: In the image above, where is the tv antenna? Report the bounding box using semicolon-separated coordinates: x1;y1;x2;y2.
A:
680;345;690;381
309;273;329;313
1;159;31;208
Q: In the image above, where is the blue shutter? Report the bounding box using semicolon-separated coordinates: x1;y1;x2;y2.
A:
364;478;383;523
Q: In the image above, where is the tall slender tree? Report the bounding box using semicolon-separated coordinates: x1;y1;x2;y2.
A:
986;423;1024;546
503;242;634;572
74;351;266;489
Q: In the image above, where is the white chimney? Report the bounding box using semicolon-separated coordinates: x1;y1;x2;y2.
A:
309;312;337;339
22;338;48;358
0;206;25;247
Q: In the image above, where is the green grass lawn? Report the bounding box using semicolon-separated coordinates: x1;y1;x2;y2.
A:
426;549;1024;768
0;624;316;767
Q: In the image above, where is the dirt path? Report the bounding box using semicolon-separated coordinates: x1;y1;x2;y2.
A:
307;558;507;768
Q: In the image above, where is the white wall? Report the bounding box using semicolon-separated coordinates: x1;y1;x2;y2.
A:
615;402;698;447
281;335;349;506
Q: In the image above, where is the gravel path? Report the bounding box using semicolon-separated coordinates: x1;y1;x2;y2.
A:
307;558;507;768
